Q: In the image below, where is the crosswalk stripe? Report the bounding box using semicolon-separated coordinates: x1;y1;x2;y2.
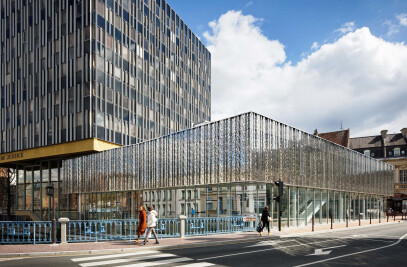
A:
116;257;193;267
177;263;215;267
78;253;177;267
72;251;159;262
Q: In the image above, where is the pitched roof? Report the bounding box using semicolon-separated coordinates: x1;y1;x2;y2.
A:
318;129;350;148
349;133;407;149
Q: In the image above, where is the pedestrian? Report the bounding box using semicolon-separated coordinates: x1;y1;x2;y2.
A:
136;205;147;243
191;207;195;217
143;206;159;245
260;206;271;236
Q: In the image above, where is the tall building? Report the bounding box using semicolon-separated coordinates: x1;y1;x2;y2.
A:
0;0;211;153
0;0;211;220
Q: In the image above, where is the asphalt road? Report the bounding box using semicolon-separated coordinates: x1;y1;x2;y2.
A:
2;221;407;267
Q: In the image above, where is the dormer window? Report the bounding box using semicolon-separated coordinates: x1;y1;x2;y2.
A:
394;148;400;157
363;150;370;156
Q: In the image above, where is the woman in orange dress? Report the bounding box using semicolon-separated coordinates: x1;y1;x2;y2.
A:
136;205;147;243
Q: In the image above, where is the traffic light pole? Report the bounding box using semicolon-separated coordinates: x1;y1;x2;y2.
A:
278;202;282;232
273;180;284;232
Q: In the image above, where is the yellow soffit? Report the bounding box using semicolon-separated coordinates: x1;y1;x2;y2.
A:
0;138;121;164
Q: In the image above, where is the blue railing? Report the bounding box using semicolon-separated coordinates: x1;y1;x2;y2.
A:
0;221;55;244
186;216;257;236
67;218;179;243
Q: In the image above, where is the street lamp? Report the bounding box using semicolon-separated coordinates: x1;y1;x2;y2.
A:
46;183;56;244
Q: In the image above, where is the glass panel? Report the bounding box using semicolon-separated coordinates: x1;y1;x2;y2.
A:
243;185;257;216
206;187;218;217
298;187;307;227
289;187;297;227
25;169;32;210
17;169;25;210
197;187;207;218
218;186;231;216
321;190;328;224
33;168;41;211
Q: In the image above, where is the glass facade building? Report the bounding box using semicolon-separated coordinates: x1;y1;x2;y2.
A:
50;112;393;225
0;0;211;153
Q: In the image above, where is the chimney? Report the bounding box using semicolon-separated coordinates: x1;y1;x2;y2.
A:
401;128;407;139
381;130;388;157
314;129;318;136
381;130;388;139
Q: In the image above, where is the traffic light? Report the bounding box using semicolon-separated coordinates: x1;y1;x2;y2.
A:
273;180;284;202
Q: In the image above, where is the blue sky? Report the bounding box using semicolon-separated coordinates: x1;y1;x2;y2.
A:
166;0;407;137
167;0;407;64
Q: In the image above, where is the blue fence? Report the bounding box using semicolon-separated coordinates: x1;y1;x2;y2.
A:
1;216;256;244
186;216;257;236
67;218;179;243
0;221;55;244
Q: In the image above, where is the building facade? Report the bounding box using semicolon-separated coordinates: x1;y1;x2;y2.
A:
0;0;210;153
350;129;407;213
44;112;393;227
0;0;211;219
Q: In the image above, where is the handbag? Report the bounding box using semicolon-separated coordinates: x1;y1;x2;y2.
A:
268;216;272;222
256;221;263;232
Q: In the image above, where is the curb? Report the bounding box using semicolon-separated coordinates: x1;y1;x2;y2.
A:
0;220;404;258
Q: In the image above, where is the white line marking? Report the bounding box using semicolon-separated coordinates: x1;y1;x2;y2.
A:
322;245;347;250
197;238;345;261
72;251;159;262
294;232;407;267
177;263;215;267
78;253;176;267
115;257;192;267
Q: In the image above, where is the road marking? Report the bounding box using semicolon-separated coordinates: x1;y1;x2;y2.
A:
306;245;346;256
177;263;215;267
247;239;292;248
197;238;345;261
78;253;176;267
114;257;192;267
71;251;159;262
294;232;407;267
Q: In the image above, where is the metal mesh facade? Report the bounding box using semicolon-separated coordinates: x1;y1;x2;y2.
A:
0;0;211;153
63;112;394;196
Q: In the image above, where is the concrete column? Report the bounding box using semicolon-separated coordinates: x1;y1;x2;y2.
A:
179;215;187;238
58;218;70;244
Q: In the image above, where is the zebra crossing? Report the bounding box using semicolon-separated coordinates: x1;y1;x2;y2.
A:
70;250;215;267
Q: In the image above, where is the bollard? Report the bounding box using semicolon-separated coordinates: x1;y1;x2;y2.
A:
394;211;396;221
379;212;381;223
359;213;361;226
330;214;333;229
179;215;187;238
387;214;389;222
58;218;70;244
370;213;372;224
312;215;314;232
346;215;348;227
52;218;57;244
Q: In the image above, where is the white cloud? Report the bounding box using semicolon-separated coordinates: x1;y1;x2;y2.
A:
384;20;400;37
335;22;356;35
245;1;254;8
397;13;407;26
204;11;407;137
311;42;319;51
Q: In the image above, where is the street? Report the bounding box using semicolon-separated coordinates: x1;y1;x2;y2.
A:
2;222;407;267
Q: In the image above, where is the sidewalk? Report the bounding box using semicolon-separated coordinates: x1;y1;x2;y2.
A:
0;217;405;258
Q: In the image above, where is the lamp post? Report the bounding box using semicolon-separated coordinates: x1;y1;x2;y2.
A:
46;183;56;244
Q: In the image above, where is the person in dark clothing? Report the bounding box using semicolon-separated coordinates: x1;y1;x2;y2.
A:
260;206;271;236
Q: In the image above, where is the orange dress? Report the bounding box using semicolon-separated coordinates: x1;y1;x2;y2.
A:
136;210;147;236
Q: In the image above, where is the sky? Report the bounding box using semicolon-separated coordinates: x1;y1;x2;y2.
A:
166;0;407;137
